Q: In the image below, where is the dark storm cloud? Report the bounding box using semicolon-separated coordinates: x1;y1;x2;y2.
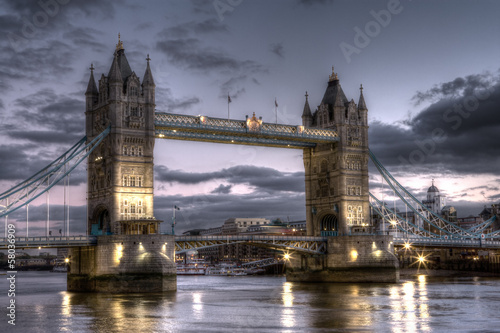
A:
155;87;201;113
2;0;122;20
154;192;305;232
0;141;87;183
369;73;500;175
0;144;46;180
161;19;227;38
62;27;106;52
0;40;75;83
220;76;247;99
270;43;285;58
7;89;84;141
155;165;305;193
157;38;264;74
211;184;232;194
7;204;87;236
412;73;494;106
167;97;201;112
298;0;335;5
156;20;266;98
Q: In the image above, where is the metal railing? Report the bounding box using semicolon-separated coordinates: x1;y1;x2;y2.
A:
0;236;97;249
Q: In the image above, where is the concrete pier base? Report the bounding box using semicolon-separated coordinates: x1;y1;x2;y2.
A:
286;235;399;283
67;234;176;292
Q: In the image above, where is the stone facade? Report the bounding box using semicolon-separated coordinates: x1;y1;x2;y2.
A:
286;235;399;283
68;235;176;292
302;69;370;236
85;38;156;235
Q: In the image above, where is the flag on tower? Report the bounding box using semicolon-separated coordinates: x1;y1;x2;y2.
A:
174;205;180;210
228;94;232;103
275;98;278;107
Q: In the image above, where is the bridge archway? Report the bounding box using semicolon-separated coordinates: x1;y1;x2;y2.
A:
90;206;110;235
319;213;338;237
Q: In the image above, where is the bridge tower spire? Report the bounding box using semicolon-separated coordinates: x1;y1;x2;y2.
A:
303;67;370;236
85;38;160;236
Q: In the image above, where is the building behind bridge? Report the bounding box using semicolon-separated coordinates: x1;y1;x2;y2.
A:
179;218;307;262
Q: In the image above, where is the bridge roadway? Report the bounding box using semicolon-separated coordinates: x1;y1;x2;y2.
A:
2;235;500;251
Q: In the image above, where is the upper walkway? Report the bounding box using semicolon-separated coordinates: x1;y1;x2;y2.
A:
154;112;339;149
2;235;500;251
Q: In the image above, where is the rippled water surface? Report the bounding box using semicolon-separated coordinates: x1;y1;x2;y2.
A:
1;271;500;332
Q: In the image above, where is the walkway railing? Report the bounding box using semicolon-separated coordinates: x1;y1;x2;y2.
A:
393;237;500;249
0;236;97;249
155;112;339;149
175;235;328;254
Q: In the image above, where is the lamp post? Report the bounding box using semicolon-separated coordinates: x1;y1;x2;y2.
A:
172;205;180;235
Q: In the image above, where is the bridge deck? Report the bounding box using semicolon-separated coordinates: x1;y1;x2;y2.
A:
3;235;500;251
154;112;339;148
0;236;97;249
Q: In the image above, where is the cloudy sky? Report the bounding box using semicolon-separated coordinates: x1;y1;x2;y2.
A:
0;0;499;235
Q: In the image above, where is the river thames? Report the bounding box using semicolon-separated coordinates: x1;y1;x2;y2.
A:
1;271;500;332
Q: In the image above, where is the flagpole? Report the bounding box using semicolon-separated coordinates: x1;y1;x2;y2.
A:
275;98;278;124
227;92;230;120
172;205;175;235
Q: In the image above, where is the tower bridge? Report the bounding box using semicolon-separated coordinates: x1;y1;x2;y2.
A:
1;38;499;292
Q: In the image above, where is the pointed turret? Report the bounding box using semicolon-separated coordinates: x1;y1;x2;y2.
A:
142;54;155;87
85;64;98;111
142;54;155;105
302;91;313;127
85;64;98;96
358;84;367;111
108;52;123;83
357;84;368;125
321;67;348;107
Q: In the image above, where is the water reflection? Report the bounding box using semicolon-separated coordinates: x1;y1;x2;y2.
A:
4;272;500;332
281;282;295;328
192;292;203;319
388;275;430;333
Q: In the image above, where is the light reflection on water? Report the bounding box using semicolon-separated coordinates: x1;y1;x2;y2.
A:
2;272;500;332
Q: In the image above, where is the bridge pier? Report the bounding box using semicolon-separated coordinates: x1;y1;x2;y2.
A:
67;234;176;292
286;235;399;283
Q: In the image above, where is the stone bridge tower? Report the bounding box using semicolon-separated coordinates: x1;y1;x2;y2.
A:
302;68;370;236
84;37;160;235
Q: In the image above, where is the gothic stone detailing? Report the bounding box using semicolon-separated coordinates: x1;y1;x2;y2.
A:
85;43;157;236
302;69;370;236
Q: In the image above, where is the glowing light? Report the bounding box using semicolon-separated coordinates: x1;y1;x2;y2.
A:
350;250;358;261
158;134;165;138
64;258;69;263
115;244;123;263
283;253;291;260
418;255;425;263
389;219;397;225
404;242;411;250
